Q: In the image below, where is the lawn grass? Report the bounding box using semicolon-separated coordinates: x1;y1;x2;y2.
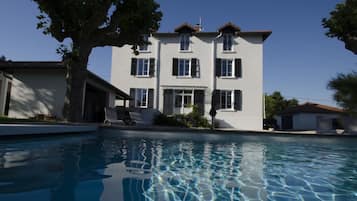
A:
0;116;54;124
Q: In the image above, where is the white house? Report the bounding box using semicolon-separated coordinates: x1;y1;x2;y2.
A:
0;61;130;122
275;102;345;131
111;22;271;130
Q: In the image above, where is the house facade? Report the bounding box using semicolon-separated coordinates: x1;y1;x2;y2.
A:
111;23;271;130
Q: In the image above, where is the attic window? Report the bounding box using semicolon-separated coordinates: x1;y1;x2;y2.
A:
180;34;190;51
139;35;149;51
223;33;233;51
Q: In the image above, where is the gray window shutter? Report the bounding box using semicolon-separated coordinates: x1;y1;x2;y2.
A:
212;90;221;109
163;89;174;115
129;88;135;108
131;58;137;75
148;89;154;108
234;90;242;111
149;58;155;77
194;90;204;115
215;59;221;77
235;58;242;78
172;58;178;76
191;58;197;77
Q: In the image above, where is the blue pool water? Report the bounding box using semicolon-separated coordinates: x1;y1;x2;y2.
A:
0;129;357;201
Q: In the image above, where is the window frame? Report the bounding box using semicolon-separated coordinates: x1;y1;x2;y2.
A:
220;90;234;110
174;89;193;108
223;33;233;52
135;88;148;108
177;59;191;77
221;59;234;77
139;35;149;52
136;58;150;77
180;33;190;51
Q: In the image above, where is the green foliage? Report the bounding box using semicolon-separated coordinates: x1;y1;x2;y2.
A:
328;71;357;115
0;116;53;123
265;91;299;119
322;0;357;54
33;0;162;52
154;106;211;128
185;105;211;128
153;114;187;127
0;55;7;61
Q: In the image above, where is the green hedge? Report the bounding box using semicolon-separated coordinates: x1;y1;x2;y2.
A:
153;105;211;128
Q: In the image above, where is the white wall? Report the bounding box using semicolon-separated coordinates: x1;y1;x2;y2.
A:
8;70;66;119
292;113;317;130
276;113;342;130
215;35;263;130
157;35;214;118
111;36;158;106
0;72;9;115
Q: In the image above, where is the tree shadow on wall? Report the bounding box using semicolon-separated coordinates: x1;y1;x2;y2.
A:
9;80;62;119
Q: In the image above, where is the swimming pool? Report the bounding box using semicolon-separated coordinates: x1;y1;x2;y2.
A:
0;129;356;201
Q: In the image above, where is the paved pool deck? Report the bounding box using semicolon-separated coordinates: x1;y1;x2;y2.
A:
0;123;98;136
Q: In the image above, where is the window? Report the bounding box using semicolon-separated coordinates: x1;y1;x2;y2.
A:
135;88;148;108
137;59;149;76
221;59;233;77
220;90;233;109
178;59;190;76
174;90;193;108
180;34;190;51
223;34;233;51
139;35;149;51
183;94;192;107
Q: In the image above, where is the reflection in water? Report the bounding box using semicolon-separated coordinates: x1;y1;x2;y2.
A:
0;133;357;201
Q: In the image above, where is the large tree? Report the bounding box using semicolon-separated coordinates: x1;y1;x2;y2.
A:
323;0;357;116
265;91;298;119
0;55;6;62
33;0;162;122
322;0;357;54
328;72;357;115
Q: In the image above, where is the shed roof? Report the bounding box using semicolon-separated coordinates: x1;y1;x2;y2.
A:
0;61;131;100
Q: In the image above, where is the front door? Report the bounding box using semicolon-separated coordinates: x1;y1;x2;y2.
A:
174;90;193;114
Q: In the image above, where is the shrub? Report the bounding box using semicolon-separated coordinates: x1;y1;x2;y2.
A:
153;113;187;127
153;105;211;128
186;105;211;128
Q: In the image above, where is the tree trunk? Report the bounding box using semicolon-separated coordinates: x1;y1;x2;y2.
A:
63;43;92;122
345;35;357;55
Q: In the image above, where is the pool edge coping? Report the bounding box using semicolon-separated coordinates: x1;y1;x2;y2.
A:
100;125;357;138
0;123;98;137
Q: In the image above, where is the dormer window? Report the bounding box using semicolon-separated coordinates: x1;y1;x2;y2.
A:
180;34;190;51
223;33;233;51
218;22;241;52
175;23;197;52
139;35;149;51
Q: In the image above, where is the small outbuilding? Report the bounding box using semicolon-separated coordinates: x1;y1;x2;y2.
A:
275;102;344;131
0;61;130;122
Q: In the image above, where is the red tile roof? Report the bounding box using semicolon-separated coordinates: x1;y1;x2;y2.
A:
174;23;197;33
218;22;241;32
279;102;344;115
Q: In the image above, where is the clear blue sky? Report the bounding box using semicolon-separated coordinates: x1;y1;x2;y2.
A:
0;0;355;106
